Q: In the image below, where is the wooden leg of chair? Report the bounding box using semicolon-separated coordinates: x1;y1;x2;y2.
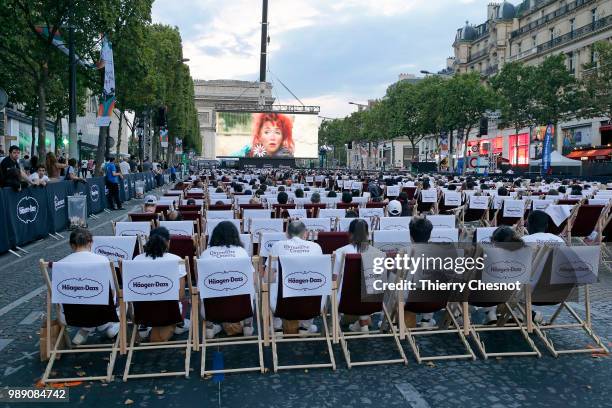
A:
42;325;65;383
119;299;127;355
398;301;406;340
191;294;199;352
106;335;120;382
254;292;265;373
525;289;533;334
321;309;336;370
270;317;278;372
185;324;191;378
123;326;137;382
383;304;408;365
462;302;470;336
585;285;592;328
200;323;207;378
262;286;270;347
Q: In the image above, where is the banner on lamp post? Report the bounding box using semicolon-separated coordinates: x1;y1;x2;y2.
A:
541;124;554;176
96;36;116;127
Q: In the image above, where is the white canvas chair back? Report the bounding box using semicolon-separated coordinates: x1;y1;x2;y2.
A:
191;199;206;207
444;192;461;207
209;193;229;200
206;210;234;219
166;190;183;197
588;199;609;206
279;254;332;303
475;227;498;243
469;195;489;210
287;208;307;218
549;246;600;285
210;198;232;205
359;207;384;219
386;185;400;197
206;218;241;235
319;209;346;219
337;217;372;232
259;232;288;257
243;209;272;221
299;217;333;233
351;197;368;206
373;230;411;252
249;218;284;242
197;257;255;299
235;195;253;205
379;216;411;231
502;199;525;218
492;196;506;210
531;199;554;211
158;197;177;208
114;221;151;238
420;189;437;203
429;228;459;243
159;220;195;237
425;215;455;229
293;197;309;207
92;236;138;264
121;259;182;302
51;261;113;305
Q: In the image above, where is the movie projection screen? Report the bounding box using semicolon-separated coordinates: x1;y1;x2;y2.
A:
215;112;319;158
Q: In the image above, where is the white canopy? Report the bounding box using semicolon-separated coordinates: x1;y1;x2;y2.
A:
530;150;582;167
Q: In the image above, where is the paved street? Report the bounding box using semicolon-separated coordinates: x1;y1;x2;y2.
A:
0;192;610;408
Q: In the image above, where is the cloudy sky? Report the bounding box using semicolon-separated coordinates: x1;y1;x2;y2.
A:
152;0;496;118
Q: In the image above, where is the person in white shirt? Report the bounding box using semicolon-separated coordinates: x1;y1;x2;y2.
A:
133;227;188;339
269;221;322;334
200;221;255;338
28;165;49;186
57;228;120;345
119;157;131;176
333;219;377;333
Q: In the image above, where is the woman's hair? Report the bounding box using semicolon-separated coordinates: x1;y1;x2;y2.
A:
345;209;358;218
295;188;304;198
491;226;522;244
144;227;170;259
327;190;337;198
250;113;294;156
210;221;243;248
310;192;321;203
68;158;77;167
215;187;224;193
348;219;369;252
341;191;353;203
45;152;57;174
186;198;196;205
69;228;93;248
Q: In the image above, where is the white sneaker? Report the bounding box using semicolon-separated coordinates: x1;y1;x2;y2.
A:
174;319;190;335
418;318;437;328
138;325;151;339
72;328;92;345
532;311;543;324
206;323;222;339
349;320;369;333
104;323;120;339
299;324;318;334
243;326;254;336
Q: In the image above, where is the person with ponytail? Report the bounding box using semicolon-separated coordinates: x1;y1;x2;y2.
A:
133;227;189;339
332;219;376;333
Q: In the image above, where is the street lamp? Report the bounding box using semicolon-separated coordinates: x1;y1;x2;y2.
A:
77;130;83;175
348;101;368;111
178;58;190;63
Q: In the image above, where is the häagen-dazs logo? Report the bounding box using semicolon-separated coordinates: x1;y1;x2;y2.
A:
284;271;326;291
57;277;103;299
54;195;65;212
128;275;173;295
90;185;100;202
265;239;281;251
204;270;248;291
16;196;39;223
167;228;190;236
120;230;147;237
95;245;129;260
557;260;593;279
382;224;409;231
376;242;409;252
489;260;526;280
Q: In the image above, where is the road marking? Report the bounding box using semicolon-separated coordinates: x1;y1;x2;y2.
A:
0;339;14;353
0;286;45;317
3;365;25;377
19;311;43;325
395;383;431;408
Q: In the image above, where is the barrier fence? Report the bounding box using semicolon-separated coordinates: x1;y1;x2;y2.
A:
0;172;161;255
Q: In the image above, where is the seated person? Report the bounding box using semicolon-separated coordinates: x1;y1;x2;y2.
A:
3;167;29;191
186;198;197;206
143;195;157;213
58;228;120;345
327;190;337;198
310;192;321;204
29;165;49;186
133;227;189;339
341;191;353;204
200;221;255;338
409;217;437;327
277;191;289;205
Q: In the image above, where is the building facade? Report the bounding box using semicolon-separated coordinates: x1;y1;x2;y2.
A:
193;80;274;159
418;0;612;167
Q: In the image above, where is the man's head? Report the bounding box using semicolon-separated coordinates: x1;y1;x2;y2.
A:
310;192;321;204
527;210;549;235
69;228;93;251
287;221;307;239
294;188;304;198
108;157;115;163
37;165;46;177
8;145;19;161
277;191;289;205
409;217;433;243
144;195;157;213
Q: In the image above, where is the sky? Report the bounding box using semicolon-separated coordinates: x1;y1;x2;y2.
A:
152;0;499;118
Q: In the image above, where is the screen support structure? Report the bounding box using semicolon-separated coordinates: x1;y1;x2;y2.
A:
259;0;269;106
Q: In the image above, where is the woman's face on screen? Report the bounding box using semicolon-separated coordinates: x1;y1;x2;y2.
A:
260;121;283;154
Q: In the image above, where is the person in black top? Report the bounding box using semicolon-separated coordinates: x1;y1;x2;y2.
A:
0;145;21;186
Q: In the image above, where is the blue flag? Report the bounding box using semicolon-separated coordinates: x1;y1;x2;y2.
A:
541;124;553;175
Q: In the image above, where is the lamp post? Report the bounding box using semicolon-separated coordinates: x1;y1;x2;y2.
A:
77;130;83;176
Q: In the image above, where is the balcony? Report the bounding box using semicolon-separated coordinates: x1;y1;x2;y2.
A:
484;65;499;76
511;0;597;39
467;48;488;63
537;15;612;54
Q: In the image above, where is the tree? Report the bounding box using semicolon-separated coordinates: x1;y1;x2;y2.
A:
581;41;612;123
384;81;422;164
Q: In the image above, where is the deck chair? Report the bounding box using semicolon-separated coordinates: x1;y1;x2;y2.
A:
438;192;461;214
207;204;233;211
525;246;609;357
266;255;336;371
39;260;121;383
460;205;489;228
179;210;203;235
128;212;159;223
273;203;296;218
402;186;417;200
195;257;264;375
178;204;202;212
415;190;437;215
565;204;608;245
365;201;386;209
557;199;581;205
464;245;541;359
337;202;358;211
398;248;476;363
120;259;193;381
494;199;526;230
315;232;350;255
304;203;327;218
335;253;407;367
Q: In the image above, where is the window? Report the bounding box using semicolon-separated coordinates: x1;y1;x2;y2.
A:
518;42;522;54
568;52;575;75
549;28;554;42
592;8;597;24
509;133;529;165
532;35;537;47
570;18;575;35
591;46;597;64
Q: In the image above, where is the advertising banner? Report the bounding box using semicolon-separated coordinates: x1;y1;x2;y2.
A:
3;187;50;246
87;176;106;214
541;124;554;175
45;181;69;233
0;189;10;253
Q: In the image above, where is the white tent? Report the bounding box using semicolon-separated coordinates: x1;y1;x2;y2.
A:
529;150;582;167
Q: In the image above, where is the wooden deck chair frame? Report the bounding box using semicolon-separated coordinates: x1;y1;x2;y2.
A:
335;253;408;368
39;260;121;383
120;258;193;381
565;204;609;246
516;247;609;357
460;247;541;359
195;258;265;376
265;256;336;372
